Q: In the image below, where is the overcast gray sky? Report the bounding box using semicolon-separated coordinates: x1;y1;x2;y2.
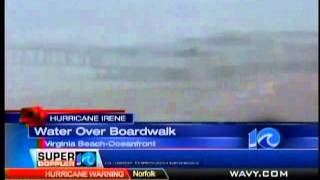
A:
5;0;319;46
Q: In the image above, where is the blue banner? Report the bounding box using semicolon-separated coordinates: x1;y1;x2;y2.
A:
29;124;317;137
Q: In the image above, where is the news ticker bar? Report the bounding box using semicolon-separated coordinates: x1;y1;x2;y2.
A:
5;168;318;179
28;148;317;168
5;168;168;179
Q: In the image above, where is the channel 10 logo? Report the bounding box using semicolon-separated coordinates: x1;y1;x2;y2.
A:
248;128;280;149
76;152;97;167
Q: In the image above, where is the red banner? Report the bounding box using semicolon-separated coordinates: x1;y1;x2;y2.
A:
6;168;131;179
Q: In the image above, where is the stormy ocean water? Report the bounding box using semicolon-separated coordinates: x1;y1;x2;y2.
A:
5;32;318;122
5;0;318;122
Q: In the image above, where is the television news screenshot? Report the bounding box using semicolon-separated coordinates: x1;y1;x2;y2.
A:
4;0;319;179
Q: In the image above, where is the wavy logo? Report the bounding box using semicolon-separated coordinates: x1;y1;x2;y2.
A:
76;152;97;167
249;128;280;149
